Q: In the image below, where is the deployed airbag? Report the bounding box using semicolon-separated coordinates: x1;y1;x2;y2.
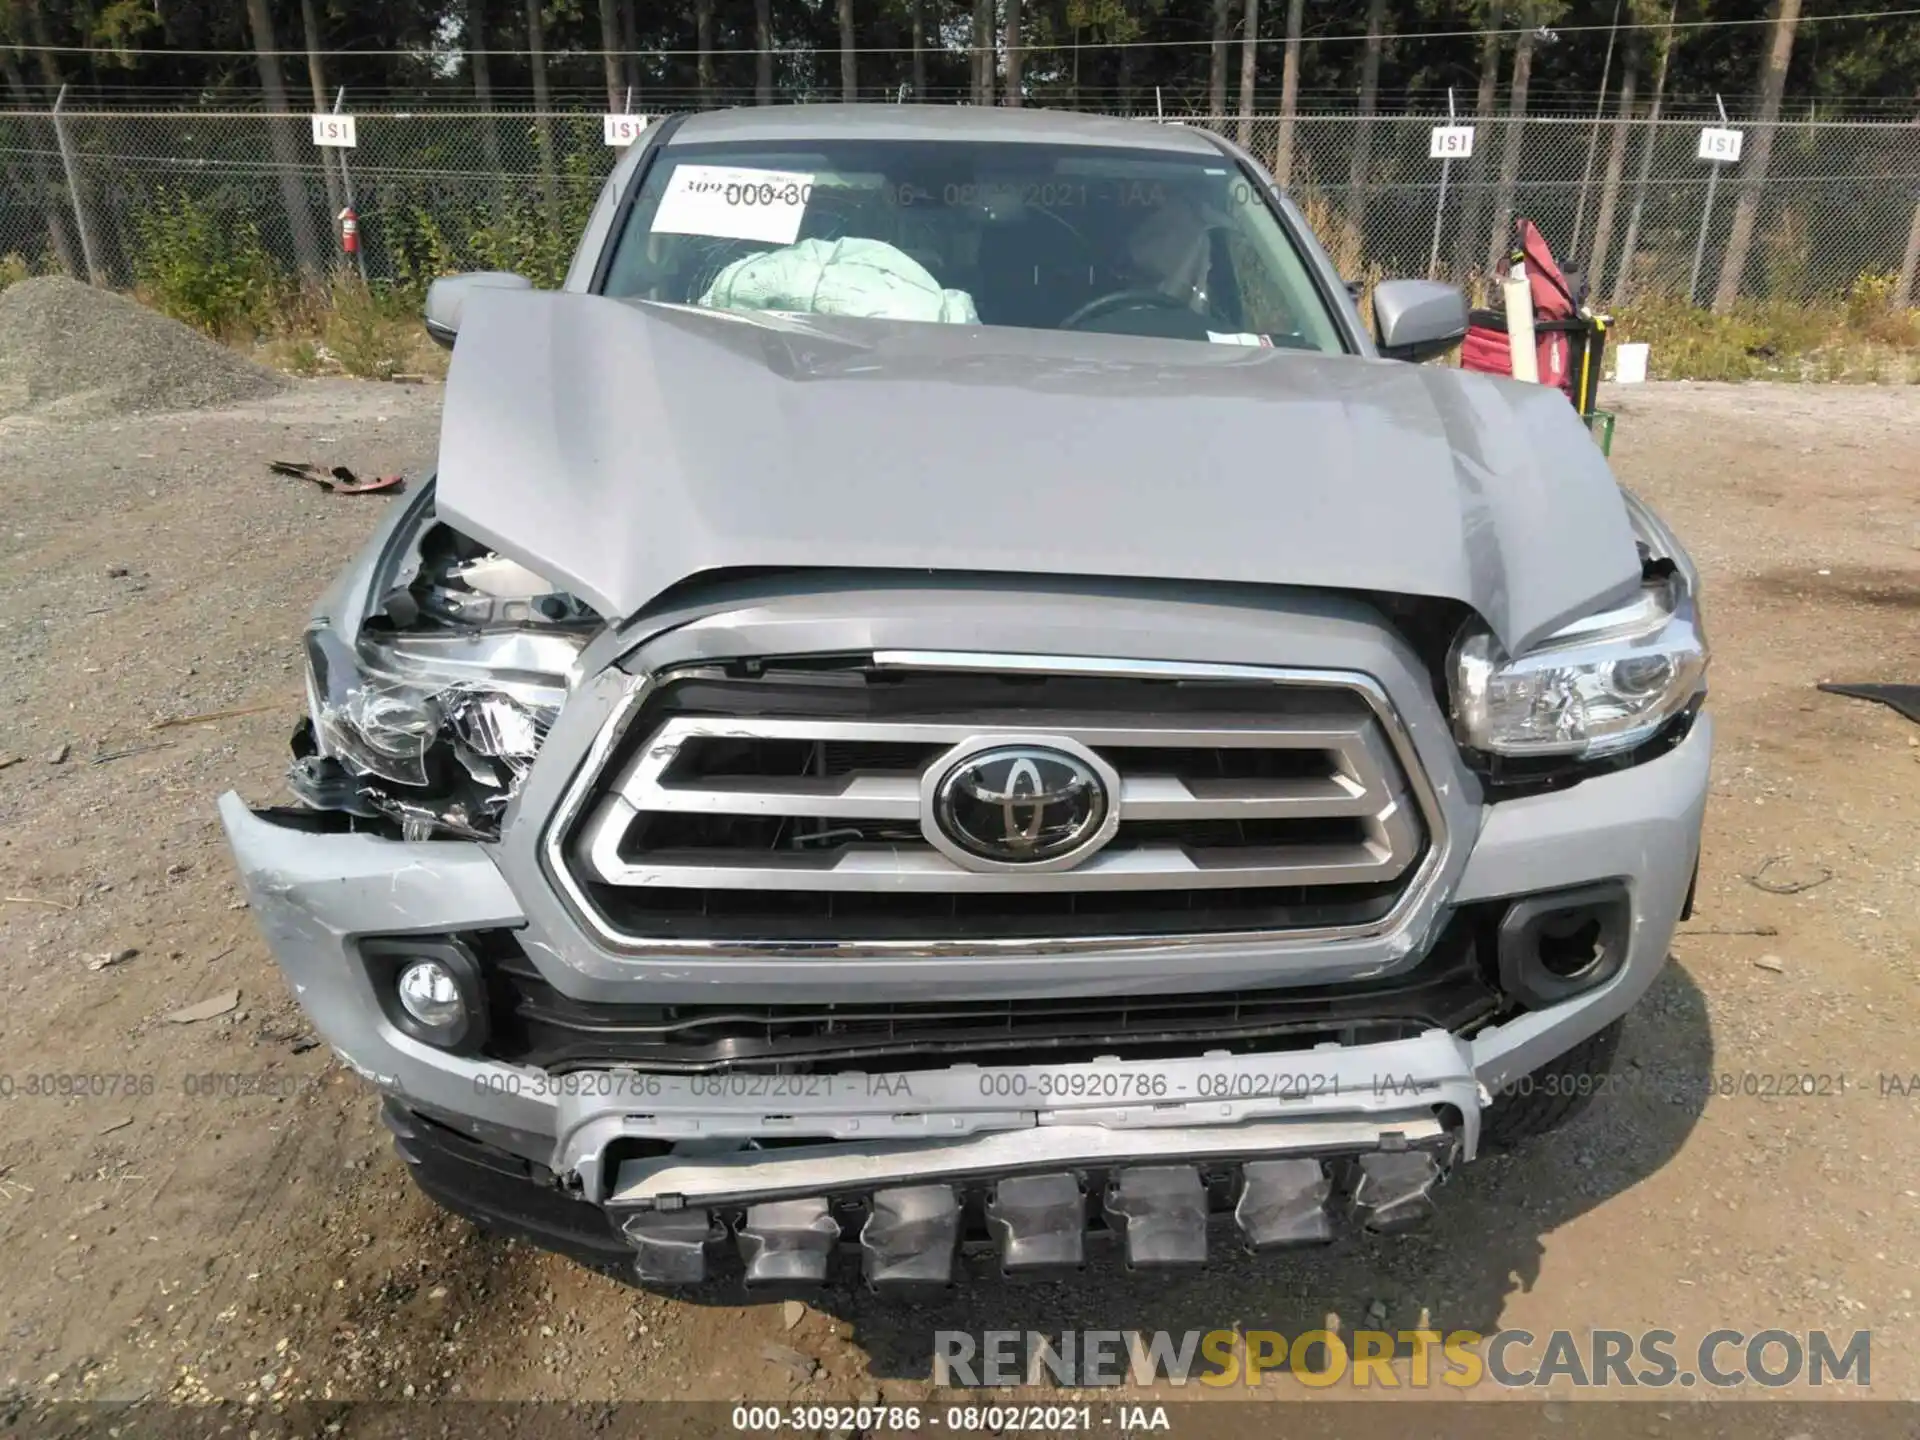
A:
699;237;980;325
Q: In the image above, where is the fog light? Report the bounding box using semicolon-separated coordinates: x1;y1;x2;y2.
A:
397;960;464;1031
363;937;488;1051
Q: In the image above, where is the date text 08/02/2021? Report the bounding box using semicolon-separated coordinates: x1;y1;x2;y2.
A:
729;1405;1171;1434
469;1070;1412;1103
465;1068;1874;1104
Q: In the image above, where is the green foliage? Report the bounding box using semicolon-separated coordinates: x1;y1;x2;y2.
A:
130;190;286;338
1844;271;1919;347
0;253;31;292
1614;286;1920;383
387;144;603;302
274;335;326;377
322;276;416;379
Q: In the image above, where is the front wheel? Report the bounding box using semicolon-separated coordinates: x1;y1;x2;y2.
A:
1481;1018;1624;1148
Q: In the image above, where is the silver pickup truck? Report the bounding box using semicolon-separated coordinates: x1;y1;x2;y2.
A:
221;104;1711;1290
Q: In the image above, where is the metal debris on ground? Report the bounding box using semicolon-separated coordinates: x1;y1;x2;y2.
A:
1753;954;1787;974
150;703;281;731
165;989;241;1024
4;894;76;911
1746;856;1834;895
91;741;174;766
86;947;139;972
269;461;406;496
1817;681;1920;726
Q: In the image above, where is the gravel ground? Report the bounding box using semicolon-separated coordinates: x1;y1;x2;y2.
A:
0;375;1916;1414
0;277;286;422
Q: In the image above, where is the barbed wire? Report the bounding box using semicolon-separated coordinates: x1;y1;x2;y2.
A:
4;84;1916;115
5;7;1919;59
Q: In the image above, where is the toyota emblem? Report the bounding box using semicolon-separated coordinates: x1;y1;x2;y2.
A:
925;740;1116;870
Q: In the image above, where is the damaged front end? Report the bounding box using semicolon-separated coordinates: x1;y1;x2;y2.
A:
291;499;604;840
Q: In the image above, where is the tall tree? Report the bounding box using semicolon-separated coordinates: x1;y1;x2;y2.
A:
1208;0;1231;117
0;47;79;276
696;0;716;106
465;0;505;220
1453;3;1504;276
839;0;857;99
1585;19;1644;298
1898;181;1920;308
598;0;621;109
1614;1;1677;302
526;0;559;214
1900;101;1920;307
1004;0;1023;103
1486;4;1562;274
910;0;926;100
297;0;329;111
757;0;775;103
297;0;347;256
619;0;641;97
1713;0;1803;312
1569;0;1623;259
1268;0;1299;176
973;0;995;104
241;0;325;276
1345;0;1386;237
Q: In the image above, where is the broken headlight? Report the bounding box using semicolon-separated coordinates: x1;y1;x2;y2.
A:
1449;573;1708;759
295;530;600;840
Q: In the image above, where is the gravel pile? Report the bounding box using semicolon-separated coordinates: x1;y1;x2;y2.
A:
0;276;288;419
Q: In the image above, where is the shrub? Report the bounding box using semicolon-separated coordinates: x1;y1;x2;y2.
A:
1613;283;1920;383
322;275;414;379
131;190;285;337
1844;271;1918;347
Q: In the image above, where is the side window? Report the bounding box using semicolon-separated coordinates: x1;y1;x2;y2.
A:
1222;228;1300;338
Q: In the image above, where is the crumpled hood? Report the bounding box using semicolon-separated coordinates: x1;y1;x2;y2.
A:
436;292;1641;654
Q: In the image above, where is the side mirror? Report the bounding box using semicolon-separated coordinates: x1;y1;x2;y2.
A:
424;271;533;349
1371;278;1470;363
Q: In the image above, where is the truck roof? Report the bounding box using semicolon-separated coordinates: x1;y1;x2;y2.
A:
668;103;1228;155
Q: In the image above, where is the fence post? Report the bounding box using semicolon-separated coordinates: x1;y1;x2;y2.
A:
1900;108;1920;310
1427;89;1456;281
1686;95;1730;306
49;85;102;286
332;87;369;285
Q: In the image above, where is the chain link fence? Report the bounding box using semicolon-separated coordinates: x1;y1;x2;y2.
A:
3;106;1918;308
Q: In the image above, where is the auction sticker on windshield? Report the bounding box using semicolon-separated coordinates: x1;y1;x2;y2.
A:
651;164;816;245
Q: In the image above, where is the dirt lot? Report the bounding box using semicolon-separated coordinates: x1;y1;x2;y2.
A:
0;376;1917;1412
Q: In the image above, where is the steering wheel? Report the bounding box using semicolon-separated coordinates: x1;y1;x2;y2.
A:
1058;288;1198;331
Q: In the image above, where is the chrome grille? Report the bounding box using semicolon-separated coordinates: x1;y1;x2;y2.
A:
560;658;1436;948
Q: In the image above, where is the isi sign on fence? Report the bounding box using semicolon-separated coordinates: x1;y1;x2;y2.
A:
604;114;652;147
1697;127;1745;163
310;114;357;148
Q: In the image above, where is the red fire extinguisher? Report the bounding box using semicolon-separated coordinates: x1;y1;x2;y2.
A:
338;206;359;255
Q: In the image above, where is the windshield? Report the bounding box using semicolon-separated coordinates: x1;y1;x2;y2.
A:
599;137;1347;353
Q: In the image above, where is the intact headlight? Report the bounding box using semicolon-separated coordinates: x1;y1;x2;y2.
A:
1450;574;1708;759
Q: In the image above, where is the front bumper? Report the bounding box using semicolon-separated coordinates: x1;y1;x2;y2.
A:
219;708;1710;1278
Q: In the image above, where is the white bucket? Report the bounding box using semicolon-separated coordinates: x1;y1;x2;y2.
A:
1614;341;1650;384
